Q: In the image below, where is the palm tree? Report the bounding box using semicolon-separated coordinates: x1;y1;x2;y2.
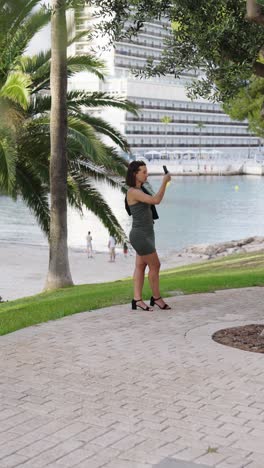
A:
46;0;72;289
0;72;31;196
196;122;205;160
0;0;50;218
0;0;138;290
17;82;137;239
161;115;172;157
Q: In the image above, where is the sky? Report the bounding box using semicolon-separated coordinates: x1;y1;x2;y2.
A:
27;3;51;55
27;24;51;55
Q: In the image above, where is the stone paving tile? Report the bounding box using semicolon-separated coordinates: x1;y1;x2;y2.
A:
13;440;84;468
0;288;264;467
193;451;229;466
170;447;208;461
0;453;29;468
154;459;211;467
104;460;152;468
68;446;120;468
45;446;98;467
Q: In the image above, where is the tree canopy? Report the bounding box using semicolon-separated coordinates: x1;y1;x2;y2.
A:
77;0;264;137
80;1;264;105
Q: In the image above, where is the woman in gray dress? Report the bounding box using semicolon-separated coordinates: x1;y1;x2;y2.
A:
126;160;171;311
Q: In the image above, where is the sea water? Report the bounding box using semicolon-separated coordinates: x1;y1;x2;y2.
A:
1;175;264;253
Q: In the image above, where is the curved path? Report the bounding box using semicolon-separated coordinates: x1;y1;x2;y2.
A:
0;287;264;468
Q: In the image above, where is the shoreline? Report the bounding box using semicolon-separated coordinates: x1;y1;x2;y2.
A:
1;242;202;302
2;236;264;302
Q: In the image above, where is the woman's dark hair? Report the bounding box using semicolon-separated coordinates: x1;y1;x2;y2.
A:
126;160;146;187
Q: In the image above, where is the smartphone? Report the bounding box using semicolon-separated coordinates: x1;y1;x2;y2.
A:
163;165;168;174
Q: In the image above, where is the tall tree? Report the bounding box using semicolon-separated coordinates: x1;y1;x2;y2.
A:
92;0;264;128
88;1;264;103
46;0;72;290
160;116;172;157
0;0;50;198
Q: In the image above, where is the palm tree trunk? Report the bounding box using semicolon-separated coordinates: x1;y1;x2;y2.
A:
45;0;73;290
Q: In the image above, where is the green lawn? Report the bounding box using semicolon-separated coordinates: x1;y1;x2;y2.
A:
1;251;264;336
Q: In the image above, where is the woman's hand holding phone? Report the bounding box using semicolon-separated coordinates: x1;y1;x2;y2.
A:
163;166;171;185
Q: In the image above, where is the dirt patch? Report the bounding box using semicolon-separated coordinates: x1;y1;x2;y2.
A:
212;324;264;353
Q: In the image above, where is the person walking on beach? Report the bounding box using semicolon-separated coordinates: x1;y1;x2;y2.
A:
86;231;93;258
108;235;116;262
123;241;128;258
126;160;171;311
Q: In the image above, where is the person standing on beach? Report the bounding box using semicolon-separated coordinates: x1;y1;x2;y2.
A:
123;241;128;258
126;160;171;311
108;235;116;262
86;231;93;258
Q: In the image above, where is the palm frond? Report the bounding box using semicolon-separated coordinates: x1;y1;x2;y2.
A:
18;122;50;183
66;55;106;80
28;53;108;94
0;6;50;77
19;52;51;94
0;129;17;194
68;173;126;242
68;117;110;165
27;94;51;116
0;72;31;109
73;112;131;152
69;157;125;190
16;160;50;235
67;29;92;49
3;1;44;37
67;139;125;198
99;144;128;176
67;90;138;115
68;115;127;173
21;115;124;177
18;50;51;75
0;99;25;131
0;1;41;44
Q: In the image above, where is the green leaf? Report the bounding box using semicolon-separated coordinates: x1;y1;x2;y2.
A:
16;160;50;236
0;128;17;194
0;72;31;109
66;54;107;80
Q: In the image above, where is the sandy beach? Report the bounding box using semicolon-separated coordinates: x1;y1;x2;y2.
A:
0;243;202;301
2;235;264;302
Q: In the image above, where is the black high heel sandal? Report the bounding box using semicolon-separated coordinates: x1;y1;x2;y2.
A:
150;296;171;310
131;299;152;311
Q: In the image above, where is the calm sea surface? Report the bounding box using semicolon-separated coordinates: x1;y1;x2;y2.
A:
1;175;264;253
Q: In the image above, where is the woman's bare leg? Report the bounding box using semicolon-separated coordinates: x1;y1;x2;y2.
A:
141;251;167;308
145;252;161;298
133;254;150;309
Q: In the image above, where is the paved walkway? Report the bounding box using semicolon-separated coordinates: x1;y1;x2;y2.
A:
0;287;264;468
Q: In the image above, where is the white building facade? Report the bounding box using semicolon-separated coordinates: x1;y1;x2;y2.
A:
68;8;259;158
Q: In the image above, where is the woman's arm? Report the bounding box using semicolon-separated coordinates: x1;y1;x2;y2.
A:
128;173;171;205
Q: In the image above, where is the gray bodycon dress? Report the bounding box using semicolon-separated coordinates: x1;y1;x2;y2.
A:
129;199;156;256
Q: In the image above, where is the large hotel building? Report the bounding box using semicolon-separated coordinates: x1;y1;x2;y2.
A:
67;8;259;157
